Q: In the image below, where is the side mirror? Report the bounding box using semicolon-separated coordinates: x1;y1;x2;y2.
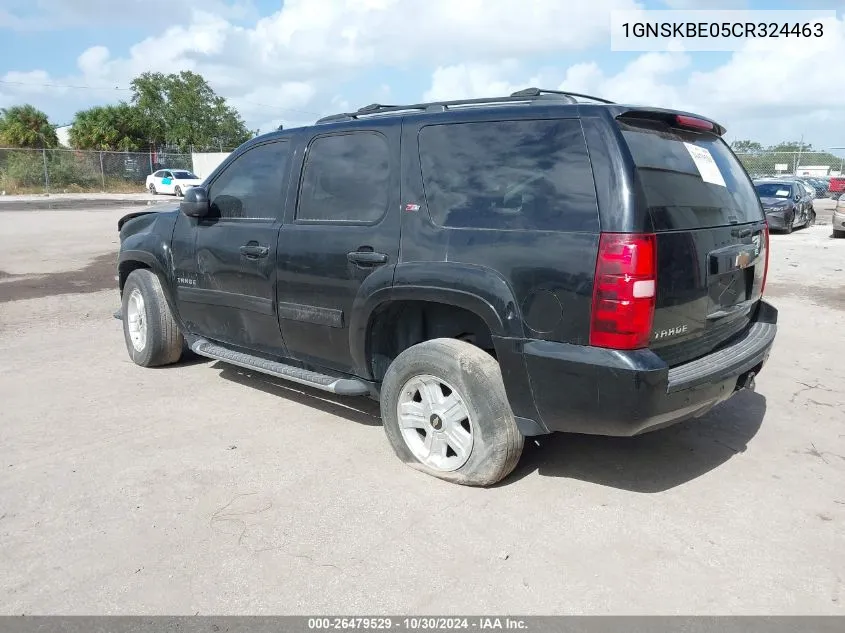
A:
794;194;801;202
180;187;209;218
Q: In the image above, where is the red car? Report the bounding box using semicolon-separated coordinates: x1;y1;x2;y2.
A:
829;176;845;200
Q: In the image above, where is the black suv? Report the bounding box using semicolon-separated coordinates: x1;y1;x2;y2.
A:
116;88;778;486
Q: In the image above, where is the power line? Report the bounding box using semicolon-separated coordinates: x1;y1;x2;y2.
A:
0;79;130;91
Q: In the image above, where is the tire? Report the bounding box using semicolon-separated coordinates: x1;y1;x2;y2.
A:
174;186;182;197
834;229;845;239
380;338;524;487
121;269;184;367
784;213;794;234
807;209;816;227
149;184;157;195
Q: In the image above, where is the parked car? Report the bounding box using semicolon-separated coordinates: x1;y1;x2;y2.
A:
802;177;829;198
146;169;203;197
833;195;845;238
753;179;815;233
829;176;845;200
780;176;822;201
116;88;777;486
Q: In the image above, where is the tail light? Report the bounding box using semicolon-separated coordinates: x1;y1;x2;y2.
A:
675;114;715;132
761;225;770;295
590;233;657;350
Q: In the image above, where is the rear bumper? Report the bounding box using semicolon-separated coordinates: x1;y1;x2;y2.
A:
521;301;778;437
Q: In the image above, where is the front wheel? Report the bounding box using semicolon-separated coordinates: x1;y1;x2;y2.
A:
834;229;845;239
380;338;524;487
785;213;794;234
174;185;182;197
807;209;816;227
148;184;157;195
122;269;184;367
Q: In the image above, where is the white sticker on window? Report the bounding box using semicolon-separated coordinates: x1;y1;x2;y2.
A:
684;142;727;188
776;189;790;197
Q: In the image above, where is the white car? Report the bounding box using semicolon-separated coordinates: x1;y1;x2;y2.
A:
145;169;203;196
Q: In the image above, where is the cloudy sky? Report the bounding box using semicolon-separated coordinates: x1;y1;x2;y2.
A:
1;0;843;150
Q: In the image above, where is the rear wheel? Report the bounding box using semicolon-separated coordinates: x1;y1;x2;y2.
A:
380;338;523;487
122;269;184;367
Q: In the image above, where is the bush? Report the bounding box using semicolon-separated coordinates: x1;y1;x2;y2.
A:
0;150;101;192
2;151;44;189
46;151;100;189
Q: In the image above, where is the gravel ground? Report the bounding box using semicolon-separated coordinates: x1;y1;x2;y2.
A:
0;202;843;615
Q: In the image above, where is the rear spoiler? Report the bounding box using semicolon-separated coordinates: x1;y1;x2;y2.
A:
615;107;726;136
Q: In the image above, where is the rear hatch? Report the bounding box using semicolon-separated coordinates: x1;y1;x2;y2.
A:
617;115;768;367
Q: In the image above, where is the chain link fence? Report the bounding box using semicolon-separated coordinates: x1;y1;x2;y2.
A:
0;148;194;195
2;147;844;196
734;151;845;181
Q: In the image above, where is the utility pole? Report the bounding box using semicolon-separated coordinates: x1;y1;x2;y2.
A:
830;147;845;176
794;133;804;175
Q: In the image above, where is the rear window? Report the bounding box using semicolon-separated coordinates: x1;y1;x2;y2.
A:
619;119;763;231
755;183;793;198
418;119;599;232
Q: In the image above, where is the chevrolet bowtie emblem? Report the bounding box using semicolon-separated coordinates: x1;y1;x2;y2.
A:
735;252;752;269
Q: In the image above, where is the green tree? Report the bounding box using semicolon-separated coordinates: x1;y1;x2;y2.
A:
731;140;763;154
768;140;813;153
68;103;149;151
0;104;58;148
130;71;252;152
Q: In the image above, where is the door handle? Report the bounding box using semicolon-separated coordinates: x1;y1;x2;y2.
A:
240;244;269;259
347;250;389;266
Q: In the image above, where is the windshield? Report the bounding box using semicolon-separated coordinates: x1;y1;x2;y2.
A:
173;171;198;179
755;183;792;198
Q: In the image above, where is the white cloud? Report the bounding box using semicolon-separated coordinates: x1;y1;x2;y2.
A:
423;61;525;102
423;13;845;146
0;0;258;30
661;0;748;7
2;0;844;147
1;0;639;129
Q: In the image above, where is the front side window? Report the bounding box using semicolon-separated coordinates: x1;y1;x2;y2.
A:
418;119;599;232
296;132;390;223
208;141;290;220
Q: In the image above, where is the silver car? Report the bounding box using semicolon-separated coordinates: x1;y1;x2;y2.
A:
833;195;845;238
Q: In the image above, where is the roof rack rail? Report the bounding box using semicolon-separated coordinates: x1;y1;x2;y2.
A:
509;87;616;104
315;87;615;124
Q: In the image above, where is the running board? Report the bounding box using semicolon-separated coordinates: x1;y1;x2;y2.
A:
190;338;370;396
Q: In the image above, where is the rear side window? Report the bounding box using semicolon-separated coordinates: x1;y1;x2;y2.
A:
418;119;599;232
619;119;763;230
297;132;390;223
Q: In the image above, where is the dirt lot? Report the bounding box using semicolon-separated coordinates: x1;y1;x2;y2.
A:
1;201;844;615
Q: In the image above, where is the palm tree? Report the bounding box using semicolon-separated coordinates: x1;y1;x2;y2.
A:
0;104;58;148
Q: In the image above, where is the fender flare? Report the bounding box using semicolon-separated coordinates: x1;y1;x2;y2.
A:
349;282;522;379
